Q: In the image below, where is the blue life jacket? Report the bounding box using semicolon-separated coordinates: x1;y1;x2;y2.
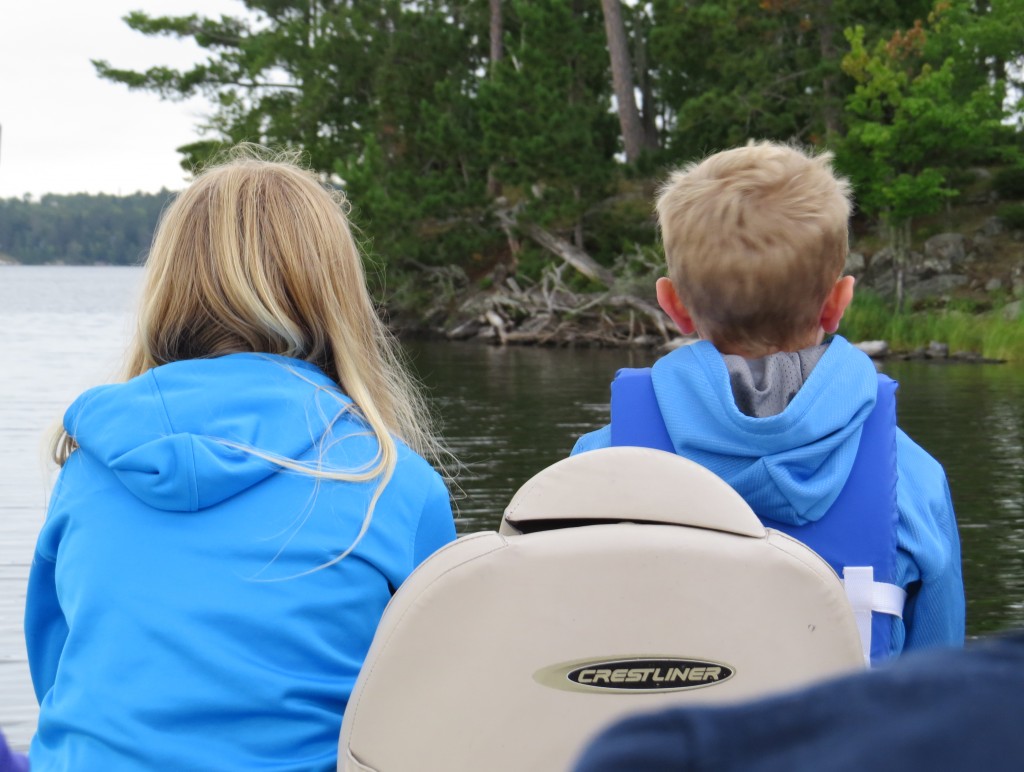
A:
609;367;905;665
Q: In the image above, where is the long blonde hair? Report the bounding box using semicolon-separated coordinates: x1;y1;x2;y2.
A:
54;146;447;562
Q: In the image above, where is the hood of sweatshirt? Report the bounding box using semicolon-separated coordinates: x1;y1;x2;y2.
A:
651;335;878;526
63;353;352;512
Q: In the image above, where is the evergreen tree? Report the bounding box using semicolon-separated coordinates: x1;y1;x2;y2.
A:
84;0;1024;302
478;0;618;267
835;1;1018;309
648;0;934;161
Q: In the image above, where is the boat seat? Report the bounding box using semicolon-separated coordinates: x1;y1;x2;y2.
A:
338;447;865;772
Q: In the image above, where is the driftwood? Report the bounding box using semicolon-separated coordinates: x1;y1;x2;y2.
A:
604;294;671;341
448;264;677;348
397;207;675;348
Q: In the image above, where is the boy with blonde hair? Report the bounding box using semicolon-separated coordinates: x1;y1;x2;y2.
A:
572;141;963;657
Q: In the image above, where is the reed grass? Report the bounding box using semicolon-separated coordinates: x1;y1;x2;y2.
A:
841;291;1024;362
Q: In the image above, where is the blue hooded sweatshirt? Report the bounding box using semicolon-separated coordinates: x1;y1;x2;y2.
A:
573;336;964;653
25;353;455;771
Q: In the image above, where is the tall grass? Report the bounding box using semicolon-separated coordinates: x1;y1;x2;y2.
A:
841;290;1024;362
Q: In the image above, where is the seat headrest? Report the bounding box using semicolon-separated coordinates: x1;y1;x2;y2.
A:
501;447;765;537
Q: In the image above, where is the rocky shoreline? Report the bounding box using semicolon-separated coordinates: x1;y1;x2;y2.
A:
845;218;1024;307
392;216;1021;365
394;281;1007;364
850;339;1004;364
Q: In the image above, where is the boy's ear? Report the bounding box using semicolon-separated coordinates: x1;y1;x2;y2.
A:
656;277;697;335
820;275;856;334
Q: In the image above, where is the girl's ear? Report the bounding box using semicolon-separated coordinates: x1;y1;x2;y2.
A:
656;277;697;336
820;275;856;334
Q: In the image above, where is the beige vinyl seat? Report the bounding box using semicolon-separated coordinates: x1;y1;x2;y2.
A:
339;447;865;772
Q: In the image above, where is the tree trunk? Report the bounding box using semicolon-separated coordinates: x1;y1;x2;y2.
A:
572;185;584;248
815;0;841;140
489;0;503;72
888;218;911;313
487;0;503;198
600;0;645;164
894;263;905;314
631;12;659;152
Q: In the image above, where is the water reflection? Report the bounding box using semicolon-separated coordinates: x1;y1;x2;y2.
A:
407;342;658;531
411;342;1024;637
886;361;1024;635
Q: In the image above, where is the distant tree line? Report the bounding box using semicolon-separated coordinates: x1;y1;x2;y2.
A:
0;191;172;266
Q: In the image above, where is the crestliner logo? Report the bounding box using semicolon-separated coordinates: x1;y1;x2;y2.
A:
536;657;735;693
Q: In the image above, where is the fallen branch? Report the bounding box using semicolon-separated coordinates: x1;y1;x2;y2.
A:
522;222;616;288
495;207;615;288
605;294;671;341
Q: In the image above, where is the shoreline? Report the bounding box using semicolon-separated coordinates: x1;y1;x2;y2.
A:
3;262;1018;363
392;314;1010;366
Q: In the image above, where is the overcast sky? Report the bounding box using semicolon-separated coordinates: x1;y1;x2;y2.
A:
0;0;244;199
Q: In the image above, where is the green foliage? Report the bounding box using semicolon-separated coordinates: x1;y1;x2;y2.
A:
994;166;1024;201
842;289;1024;361
478;1;618;229
75;0;1024;310
836;11;1005;226
923;0;1024;110
0;192;172;265
336;5;494;268
996;204;1024;230
176;140;230;174
581;188;659;277
608;244;663;300
650;0;933;162
96;2;437;172
834;2;1015;314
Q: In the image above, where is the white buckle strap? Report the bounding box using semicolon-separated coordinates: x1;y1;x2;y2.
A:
843;566;907;666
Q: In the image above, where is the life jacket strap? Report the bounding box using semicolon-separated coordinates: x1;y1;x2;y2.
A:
843;566;907;665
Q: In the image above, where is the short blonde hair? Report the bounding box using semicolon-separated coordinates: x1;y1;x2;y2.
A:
55;146;448;566
656;141;852;352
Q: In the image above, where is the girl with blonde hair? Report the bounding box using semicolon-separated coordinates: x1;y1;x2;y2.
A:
25;149;456;771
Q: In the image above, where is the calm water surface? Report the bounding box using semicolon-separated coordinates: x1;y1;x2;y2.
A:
1;266;142;750
2;266;1022;750
412;342;1024;639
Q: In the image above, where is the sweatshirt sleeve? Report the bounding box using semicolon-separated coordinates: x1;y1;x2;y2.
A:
895;430;966;651
570;425;612;456
25;553;66;703
24;466;72;703
412;476;456;566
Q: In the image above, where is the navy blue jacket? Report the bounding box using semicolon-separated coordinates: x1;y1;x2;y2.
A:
573;631;1024;772
0;730;28;772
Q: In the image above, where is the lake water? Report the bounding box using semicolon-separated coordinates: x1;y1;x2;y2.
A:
2;265;1023;751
